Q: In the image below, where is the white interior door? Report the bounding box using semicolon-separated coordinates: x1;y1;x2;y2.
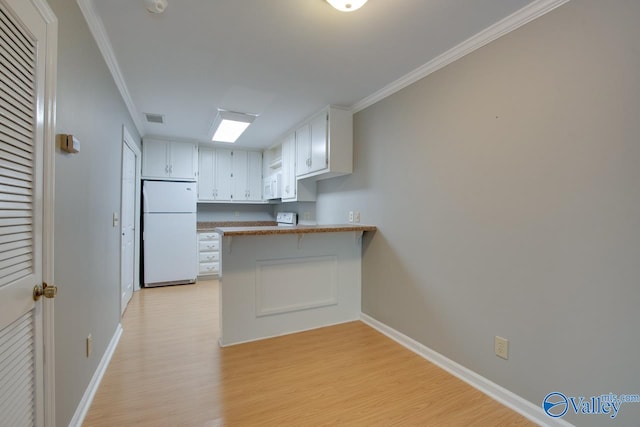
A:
0;0;50;425
120;143;136;314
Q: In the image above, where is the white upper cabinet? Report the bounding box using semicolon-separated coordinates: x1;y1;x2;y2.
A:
246;151;263;201
295;122;311;177
214;148;233;201
231;150;263;202
282;133;296;200
198;147;262;203
295;106;352;180
142;138;198;181
198;147;232;201
198;147;215;200
309;111;328;173
282;132;316;203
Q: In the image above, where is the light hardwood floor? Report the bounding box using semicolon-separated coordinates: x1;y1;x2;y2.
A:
83;280;536;426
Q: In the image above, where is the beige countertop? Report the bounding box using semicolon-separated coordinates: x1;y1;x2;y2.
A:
197;221;277;231
214;224;377;236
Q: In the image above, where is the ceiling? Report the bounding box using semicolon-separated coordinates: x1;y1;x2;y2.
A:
88;0;536;150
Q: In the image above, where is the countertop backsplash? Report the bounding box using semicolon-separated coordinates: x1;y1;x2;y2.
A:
197;203;276;222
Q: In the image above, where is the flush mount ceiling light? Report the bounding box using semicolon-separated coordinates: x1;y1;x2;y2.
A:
326;0;368;12
209;110;257;143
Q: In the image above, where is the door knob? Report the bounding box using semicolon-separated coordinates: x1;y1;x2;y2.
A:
33;283;58;301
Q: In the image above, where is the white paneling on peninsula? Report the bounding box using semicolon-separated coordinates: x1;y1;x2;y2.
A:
215;225;376;346
142;138;198;181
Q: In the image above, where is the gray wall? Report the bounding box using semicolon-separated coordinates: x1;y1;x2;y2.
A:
318;1;640;425
49;0;141;425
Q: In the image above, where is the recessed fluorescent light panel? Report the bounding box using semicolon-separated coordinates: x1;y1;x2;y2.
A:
210;110;257;143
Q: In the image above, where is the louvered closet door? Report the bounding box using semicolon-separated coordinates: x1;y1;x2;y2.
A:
0;0;47;426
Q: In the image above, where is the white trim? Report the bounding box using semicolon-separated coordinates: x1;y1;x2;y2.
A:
75;0;144;135
121;125;142;294
360;314;575;427
29;0;58;425
74;0;570;136
351;0;571;113
68;324;123;427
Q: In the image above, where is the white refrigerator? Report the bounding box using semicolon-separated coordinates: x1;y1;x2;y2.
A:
143;180;197;287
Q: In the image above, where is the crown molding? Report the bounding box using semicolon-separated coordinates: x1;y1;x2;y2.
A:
351;0;571;113
76;0;145;135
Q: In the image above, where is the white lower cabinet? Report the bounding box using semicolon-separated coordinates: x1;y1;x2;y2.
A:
197;231;220;277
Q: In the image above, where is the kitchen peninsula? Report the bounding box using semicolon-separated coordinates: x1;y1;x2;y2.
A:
215;224;376;346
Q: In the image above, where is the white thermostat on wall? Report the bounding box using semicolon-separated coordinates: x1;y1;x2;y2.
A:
58;134;80;153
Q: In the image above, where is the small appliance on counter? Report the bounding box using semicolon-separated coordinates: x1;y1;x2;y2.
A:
276;212;297;227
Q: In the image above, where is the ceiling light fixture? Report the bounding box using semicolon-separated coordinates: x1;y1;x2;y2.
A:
326;0;368;12
209;110;257;143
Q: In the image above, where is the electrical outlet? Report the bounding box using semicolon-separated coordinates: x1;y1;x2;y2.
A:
303;211;311;221
348;211;354;223
354;211;361;223
495;336;509;360
234;211;240;217
87;334;92;358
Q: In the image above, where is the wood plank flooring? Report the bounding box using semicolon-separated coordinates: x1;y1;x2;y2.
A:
83;280;536;426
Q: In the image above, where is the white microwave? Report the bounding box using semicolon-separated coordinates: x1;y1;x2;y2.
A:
263;173;282;200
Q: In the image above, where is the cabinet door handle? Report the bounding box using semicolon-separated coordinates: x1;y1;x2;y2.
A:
165;165;169;174
169;164;173;174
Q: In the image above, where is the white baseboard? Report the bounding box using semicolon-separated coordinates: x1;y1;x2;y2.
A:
360;314;574;427
68;323;123;427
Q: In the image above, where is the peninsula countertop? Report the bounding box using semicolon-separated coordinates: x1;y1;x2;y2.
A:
197;221;277;232
214;224;377;236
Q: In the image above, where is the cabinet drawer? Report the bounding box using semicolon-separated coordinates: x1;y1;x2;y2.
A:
199;262;220;275
199;240;220;251
198;232;219;242
199;252;220;263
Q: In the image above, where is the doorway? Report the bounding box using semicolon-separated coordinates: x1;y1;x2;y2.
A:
0;0;57;425
120;126;141;315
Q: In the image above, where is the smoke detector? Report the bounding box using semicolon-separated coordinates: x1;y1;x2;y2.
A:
144;0;167;14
